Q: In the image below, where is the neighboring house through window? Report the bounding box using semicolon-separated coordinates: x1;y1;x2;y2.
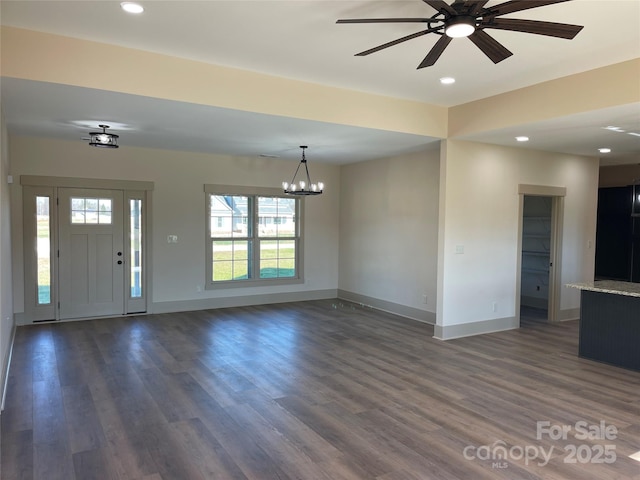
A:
204;185;302;288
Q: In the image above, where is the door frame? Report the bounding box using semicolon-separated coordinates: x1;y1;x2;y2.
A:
516;184;566;324
21;175;154;323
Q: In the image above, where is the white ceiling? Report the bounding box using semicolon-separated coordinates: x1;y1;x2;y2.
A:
1;0;639;165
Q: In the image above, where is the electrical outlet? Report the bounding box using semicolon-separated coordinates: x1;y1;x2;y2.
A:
196;285;203;292
537;285;540;291
422;294;428;304
492;302;497;312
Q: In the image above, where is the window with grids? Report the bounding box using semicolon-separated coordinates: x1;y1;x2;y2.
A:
206;188;301;287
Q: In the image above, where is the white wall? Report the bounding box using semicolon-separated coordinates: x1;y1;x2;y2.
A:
0;103;15;408
338;148;440;322
436;140;599;339
10;135;340;319
6;134;602;339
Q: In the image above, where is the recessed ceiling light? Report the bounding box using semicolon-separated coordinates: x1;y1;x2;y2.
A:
515;136;529;142
440;77;456;85
599;148;611;153
121;2;144;14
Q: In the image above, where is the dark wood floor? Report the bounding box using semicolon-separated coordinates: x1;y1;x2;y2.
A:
2;299;640;479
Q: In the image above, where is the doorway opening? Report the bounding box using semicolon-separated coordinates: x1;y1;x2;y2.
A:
517;185;565;326
520;195;552;323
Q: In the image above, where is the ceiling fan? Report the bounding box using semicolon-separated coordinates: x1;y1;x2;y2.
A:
337;0;584;68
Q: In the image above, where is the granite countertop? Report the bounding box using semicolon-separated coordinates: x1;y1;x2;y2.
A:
565;280;640;298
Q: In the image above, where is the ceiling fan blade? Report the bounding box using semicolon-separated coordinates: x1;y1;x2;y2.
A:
488;0;571;17
483;18;583;39
355;26;442;56
464;1;490;15
468;30;513;63
417;35;453;68
423;0;457;15
337;18;432;24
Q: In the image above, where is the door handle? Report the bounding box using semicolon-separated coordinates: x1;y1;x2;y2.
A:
117;251;123;256
117;260;123;265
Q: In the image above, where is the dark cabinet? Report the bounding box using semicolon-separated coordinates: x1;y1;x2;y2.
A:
595;186;640;282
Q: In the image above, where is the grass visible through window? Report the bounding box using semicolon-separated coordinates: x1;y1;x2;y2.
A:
213;247;295;280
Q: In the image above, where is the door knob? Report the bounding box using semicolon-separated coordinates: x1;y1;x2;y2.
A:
117;251;123;256
117;260;123;265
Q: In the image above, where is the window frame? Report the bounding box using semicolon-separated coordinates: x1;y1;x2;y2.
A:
204;184;304;289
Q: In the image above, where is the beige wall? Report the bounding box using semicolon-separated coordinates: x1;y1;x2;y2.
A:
436;140;599;339
599;164;640;188
0;27;447;139
1;102;15;408
10;135;340;318
8;135;602;337
338;148;440;322
449;59;640;137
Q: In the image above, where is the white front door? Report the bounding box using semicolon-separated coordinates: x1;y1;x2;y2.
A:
58;188;125;319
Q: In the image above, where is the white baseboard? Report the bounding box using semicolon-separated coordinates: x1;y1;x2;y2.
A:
337;289;435;324
152;289;338;314
559;307;580;322
434;316;519;340
1;322;17;411
14;312;27;326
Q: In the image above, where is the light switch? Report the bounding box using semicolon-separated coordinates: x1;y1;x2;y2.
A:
455;245;464;254
167;235;178;244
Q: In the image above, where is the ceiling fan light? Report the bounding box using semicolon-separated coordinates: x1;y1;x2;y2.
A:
445;16;476;38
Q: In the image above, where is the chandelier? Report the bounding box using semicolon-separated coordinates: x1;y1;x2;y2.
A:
282;146;323;196
89;124;119;148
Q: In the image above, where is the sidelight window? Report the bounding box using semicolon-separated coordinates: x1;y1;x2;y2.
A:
36;196;52;305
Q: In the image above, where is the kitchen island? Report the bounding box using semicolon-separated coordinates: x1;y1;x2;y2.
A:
566;280;640;372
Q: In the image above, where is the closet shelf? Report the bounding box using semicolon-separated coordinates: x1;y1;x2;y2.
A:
522;250;550;257
522;267;549;275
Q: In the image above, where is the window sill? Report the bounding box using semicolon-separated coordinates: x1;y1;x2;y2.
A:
205;277;304;290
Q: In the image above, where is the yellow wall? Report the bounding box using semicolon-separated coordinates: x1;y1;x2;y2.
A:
448;59;640;137
0;26;447;138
